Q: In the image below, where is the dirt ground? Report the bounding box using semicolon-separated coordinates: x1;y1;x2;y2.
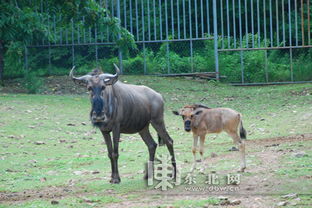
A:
1;134;311;208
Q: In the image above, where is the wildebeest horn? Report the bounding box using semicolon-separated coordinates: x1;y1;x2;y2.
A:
69;66;92;86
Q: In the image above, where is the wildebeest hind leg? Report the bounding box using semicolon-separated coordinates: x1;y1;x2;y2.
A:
139;126;157;180
151;120;177;178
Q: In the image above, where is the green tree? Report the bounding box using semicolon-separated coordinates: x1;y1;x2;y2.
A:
0;0;135;83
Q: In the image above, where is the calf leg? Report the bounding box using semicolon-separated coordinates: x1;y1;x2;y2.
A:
227;131;246;172
139;125;157;180
190;135;199;173
151;119;177;178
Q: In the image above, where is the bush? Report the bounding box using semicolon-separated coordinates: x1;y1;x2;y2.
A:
23;72;43;94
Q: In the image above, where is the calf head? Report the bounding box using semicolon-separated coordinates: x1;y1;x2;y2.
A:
172;105;205;132
69;64;120;126
172;106;203;132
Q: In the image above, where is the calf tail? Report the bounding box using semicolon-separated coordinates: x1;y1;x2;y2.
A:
158;134;165;146
239;119;247;140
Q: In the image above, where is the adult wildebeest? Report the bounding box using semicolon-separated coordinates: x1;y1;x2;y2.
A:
173;104;246;172
69;64;176;184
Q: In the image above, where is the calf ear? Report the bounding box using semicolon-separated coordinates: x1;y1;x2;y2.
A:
195;110;203;115
172;111;180;116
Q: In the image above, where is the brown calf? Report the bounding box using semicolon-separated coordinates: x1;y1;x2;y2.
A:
173;104;246;172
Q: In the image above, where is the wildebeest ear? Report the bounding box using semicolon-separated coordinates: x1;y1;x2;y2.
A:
172;111;180;116
103;76;118;85
195;110;203;115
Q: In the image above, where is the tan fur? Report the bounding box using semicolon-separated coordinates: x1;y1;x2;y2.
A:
177;106;246;173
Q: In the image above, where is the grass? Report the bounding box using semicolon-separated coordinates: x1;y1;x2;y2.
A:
0;76;311;207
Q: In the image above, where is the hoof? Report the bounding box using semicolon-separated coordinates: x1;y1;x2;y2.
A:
196;159;202;162
229;146;239;151
110;177;121;184
238;167;246;173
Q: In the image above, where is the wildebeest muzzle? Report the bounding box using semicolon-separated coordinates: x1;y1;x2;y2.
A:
184;120;191;132
91;96;106;123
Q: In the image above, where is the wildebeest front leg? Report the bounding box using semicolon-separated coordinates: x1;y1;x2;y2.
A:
139;125;157;180
101;132;119;183
111;125;121;183
151;120;177;178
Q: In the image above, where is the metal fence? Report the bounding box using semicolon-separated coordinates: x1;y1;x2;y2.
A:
26;0;312;84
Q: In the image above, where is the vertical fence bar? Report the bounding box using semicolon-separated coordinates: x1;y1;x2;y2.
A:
265;50;268;82
257;0;260;47
308;0;310;44
135;0;139;40
232;0;236;48
276;0;279;45
213;0;219;80
95;25;98;66
147;0;151;40
288;0;292;46
200;0;204;37
239;0;244;83
153;0;157;40
159;0;163;40
171;0;174;38
48;46;51;74
177;0;181;39
220;0;224;49
124;0;127;29
290;48;293;81
207;0;210;36
263;0;268;82
189;0;193;72
71;19;75;66
282;0;285;46
301;0;304;45
226;0;230;48
141;0;146;74
263;0;267;47
251;0;254;48
83;16;86;43
89;27;92;43
244;0;248;48
165;0;170;73
105;0;109;41
24;46;28;71
183;0;186;38
117;0;123;73
195;0;198;38
269;0;273;47
130;0;133;35
295;0;298;46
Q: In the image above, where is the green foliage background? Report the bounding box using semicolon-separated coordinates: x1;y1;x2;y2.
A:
1;0;312;83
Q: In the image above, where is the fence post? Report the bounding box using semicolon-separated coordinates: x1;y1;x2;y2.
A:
117;0;123;74
24;46;28;72
212;0;219;80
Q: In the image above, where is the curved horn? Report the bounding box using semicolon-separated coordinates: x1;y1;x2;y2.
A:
113;63;121;75
69;66;92;86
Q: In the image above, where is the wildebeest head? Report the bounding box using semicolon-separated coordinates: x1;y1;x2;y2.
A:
70;64;120;126
172;104;210;132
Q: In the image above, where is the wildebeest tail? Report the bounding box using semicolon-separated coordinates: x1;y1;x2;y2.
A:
239;120;247;139
158;134;165;146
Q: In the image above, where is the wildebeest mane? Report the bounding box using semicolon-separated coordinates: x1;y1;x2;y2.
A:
183;104;211;109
